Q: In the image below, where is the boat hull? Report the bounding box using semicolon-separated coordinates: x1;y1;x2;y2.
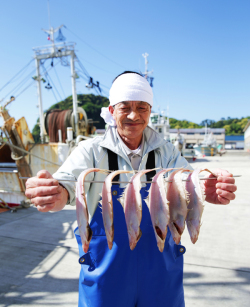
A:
194;146;217;156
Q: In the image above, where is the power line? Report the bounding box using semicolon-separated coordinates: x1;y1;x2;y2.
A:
64;26;126;70
53;62;67;98
2;68;36;101
77;56;116;75
77;72;88;83
15;81;35;99
40;62;63;102
0;59;34;93
75;56;91;78
76;57;111;91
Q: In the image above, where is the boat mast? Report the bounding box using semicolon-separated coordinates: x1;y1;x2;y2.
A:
35;58;44;142
142;53;153;79
33;25;78;143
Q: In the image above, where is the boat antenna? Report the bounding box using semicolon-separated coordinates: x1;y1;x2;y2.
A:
166;105;169;126
47;0;51;29
142;53;154;87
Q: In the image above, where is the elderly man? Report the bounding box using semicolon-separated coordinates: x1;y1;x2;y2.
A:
25;71;236;307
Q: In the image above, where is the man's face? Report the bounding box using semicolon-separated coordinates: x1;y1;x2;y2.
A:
109;101;151;140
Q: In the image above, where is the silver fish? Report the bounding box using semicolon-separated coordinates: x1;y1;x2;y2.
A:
186;168;215;244
76;168;109;253
166;169;190;244
119;169;156;250
101;170;133;250
147;168;175;252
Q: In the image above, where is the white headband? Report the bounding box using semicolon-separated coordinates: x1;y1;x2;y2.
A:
100;73;153;126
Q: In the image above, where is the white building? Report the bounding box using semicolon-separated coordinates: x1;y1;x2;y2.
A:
169;128;225;148
243;120;250;151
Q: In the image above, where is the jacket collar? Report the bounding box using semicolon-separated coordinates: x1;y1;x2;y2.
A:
99;125;167;160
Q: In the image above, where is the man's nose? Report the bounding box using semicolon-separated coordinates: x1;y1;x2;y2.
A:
127;110;140;121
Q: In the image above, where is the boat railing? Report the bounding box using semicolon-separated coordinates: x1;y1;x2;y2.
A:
33;42;76;56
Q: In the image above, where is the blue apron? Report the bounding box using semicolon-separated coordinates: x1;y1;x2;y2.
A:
75;150;186;307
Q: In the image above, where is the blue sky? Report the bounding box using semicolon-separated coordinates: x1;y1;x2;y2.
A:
0;0;249;131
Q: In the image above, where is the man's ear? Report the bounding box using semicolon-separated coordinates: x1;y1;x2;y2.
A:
109;105;114;115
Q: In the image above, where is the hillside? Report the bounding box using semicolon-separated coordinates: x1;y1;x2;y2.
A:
32;94;109;142
47;94;109;128
169;117;249;135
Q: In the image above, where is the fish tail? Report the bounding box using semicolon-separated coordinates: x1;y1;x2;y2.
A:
157;239;165;253
129;229;142;250
187;220;200;244
169;222;181;244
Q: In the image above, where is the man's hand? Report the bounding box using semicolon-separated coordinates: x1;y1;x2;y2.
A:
203;168;237;205
25;170;69;212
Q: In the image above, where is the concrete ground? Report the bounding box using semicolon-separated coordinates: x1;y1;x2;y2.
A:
183;150;250;307
0;150;249;306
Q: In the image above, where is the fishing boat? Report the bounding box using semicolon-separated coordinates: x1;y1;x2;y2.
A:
0;26;99;210
193;125;219;157
149;112;197;160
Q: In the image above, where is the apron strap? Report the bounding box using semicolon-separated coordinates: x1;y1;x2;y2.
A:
145;151;156;181
107;149;156;184
107;149;119;184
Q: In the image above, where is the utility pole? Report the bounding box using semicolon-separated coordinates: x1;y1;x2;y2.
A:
33;25;78;142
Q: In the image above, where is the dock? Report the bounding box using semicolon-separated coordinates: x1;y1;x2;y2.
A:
0;150;249;306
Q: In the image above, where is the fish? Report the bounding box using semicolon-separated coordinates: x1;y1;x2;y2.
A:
166;169;191;244
101;170;133;250
76;168;109;253
119;169;157;250
185;168;215;244
147;168;175;252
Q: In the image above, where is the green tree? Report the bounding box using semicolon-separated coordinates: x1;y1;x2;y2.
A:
32;94;109;142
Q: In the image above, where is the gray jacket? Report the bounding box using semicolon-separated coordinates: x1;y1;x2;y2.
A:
53;126;191;221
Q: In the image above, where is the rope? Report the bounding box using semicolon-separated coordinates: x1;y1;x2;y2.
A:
11;151;24;160
2;140;61;166
0;197;11;209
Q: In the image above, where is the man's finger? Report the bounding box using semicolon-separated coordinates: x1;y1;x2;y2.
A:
31;194;61;207
37;170;53;179
25;185;61;199
216;182;237;192
217;195;230;205
217;176;235;184
26;178;59;189
210;169;233;178
216;189;236;201
37;203;55;212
